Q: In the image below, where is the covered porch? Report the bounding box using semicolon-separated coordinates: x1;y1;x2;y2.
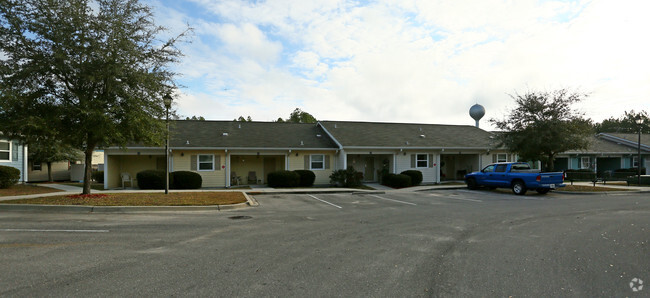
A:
346;154;393;182
440;153;480;180
104;149;166;189
229;154;285;186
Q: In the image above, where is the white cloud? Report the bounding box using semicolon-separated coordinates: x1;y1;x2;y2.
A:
157;0;650;129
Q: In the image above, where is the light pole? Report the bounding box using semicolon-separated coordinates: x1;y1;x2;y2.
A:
636;117;643;186
163;94;173;194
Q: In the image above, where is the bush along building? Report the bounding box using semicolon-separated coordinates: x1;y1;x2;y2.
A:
102;120;512;189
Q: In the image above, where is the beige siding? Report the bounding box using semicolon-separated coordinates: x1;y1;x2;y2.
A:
106;155;120;189
287;151;335;185
395;151;439;183
28;161;70;182
172;150;226;187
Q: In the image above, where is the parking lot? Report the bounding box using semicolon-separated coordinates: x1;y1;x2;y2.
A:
0;189;648;297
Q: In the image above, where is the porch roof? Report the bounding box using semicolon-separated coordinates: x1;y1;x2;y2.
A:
318;121;498;149
168;120;339;149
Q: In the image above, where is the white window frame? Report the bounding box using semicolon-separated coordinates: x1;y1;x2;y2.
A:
580;156;591;169
197;154;214;171
496;153;507;163
416;154;428;168
0;140;10;162
32;162;42;171
310;154;325;170
632;156;639;167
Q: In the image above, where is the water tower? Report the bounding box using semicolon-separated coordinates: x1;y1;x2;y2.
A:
469;104;485;128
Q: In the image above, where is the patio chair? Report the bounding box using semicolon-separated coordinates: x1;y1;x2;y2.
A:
247;171;257;184
121;172;134;189
231;171;241;186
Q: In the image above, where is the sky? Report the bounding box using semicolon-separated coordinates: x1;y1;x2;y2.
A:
149;0;650;130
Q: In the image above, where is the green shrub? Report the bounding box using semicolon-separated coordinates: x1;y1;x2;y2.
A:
383;173;412;188
136;170;167;189
626;175;650;186
400;170;423;186
92;171;104;183
171;171;202;189
267;170;300;188
615;167;646;174
329;166;363;187
294;170;316;187
0;165;20;188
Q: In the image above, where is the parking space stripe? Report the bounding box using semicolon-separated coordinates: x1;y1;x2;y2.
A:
0;229;109;233
369;195;417;206
306;195;342;209
445;197;483;203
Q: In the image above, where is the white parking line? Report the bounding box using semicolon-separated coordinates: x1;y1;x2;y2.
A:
307;195;342;209
0;229;109;233
445;197;483;203
369;195;417;206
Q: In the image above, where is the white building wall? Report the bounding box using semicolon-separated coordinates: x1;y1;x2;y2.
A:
395;151;439;183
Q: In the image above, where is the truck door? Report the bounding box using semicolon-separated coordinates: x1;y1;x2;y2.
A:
479;164;496;185
492;164;509;186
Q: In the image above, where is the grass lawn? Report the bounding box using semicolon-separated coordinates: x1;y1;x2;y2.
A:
560;185;629;192
0;192;247;206
0;184;63;197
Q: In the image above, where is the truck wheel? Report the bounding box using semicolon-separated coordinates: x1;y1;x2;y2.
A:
536;188;550;194
512;181;527;195
466;178;478;190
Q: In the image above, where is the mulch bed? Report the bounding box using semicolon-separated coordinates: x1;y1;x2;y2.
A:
0;184;63;197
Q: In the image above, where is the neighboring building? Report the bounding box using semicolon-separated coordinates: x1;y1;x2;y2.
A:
553;133;649;175
103;120;510;189
0;138;28;182
27;150;105;182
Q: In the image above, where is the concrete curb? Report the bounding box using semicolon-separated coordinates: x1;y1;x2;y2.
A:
414;186;467;191
246;190;362;195
242;192;259;207
554;189;650;195
0;202;251;213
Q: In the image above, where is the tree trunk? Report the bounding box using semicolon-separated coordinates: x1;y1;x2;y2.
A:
47;161;53;182
82;145;95;195
547;154;555;172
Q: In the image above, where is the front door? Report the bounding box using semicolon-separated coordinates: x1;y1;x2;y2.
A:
364;157;375;181
263;157;276;184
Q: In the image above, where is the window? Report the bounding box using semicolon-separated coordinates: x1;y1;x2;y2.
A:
198;154;214;171
0;141;10;162
310;154;324;170
495;164;507;172
482;165;495;172
416;154;428;168
32;162;42;171
496;153;507;163
633;156;639;167
580;157;591;169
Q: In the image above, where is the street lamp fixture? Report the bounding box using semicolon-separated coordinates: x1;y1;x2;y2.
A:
635;117;643;186
164;94;173;195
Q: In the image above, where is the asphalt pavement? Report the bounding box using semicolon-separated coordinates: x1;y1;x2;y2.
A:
0;189;648;297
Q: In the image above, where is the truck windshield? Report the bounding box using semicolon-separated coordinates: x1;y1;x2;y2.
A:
511;164;531;170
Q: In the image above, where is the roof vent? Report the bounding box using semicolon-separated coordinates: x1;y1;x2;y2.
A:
419;127;422;131
316;134;322;138
334;124;337;128
420;135;425;138
238;124;241;129
405;141;409;145
186;140;190;145
222;132;228;136
300;141;304;146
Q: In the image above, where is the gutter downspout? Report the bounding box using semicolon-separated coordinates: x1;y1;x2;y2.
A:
23;144;28;183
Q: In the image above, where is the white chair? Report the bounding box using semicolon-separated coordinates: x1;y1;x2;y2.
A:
121;172;134;189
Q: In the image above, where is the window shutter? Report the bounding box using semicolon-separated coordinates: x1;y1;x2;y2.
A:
325;155;330;169
411;154;415;168
428;154;434;168
12;142;19;161
492;154;497;163
191;155;197;171
304;155;309;169
215;155;221;171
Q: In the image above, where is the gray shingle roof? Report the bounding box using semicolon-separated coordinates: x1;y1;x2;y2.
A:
563;135;642;154
168;121;338;149
319;121;497;149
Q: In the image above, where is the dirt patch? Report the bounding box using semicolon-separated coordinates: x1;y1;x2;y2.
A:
0;184;63;197
0;192;247;206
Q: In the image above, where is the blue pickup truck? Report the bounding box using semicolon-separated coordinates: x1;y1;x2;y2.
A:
465;162;565;195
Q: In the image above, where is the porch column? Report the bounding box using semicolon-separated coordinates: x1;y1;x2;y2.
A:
103;151;108;190
225;152;230;188
436;154;441;183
